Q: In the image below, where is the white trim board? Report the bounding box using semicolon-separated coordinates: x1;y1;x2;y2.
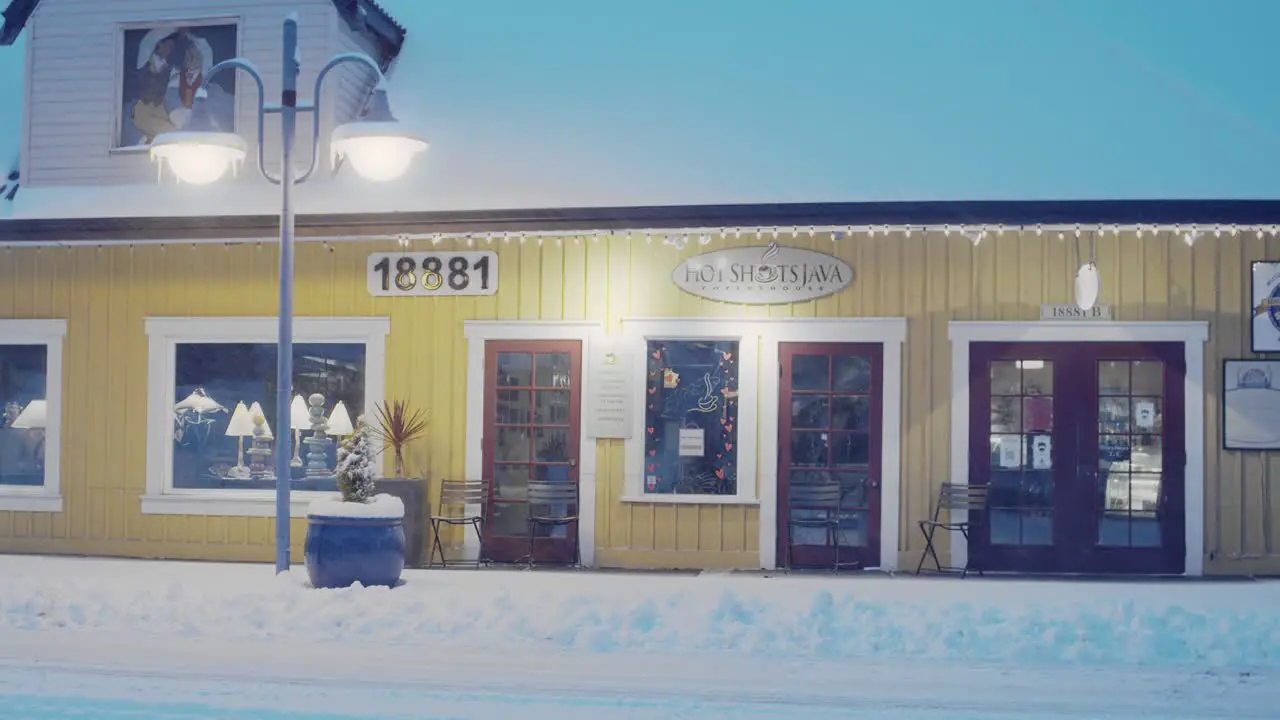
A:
0;319;67;513
141;316;390;517
620;316;907;572
620;318;762;507
947;320;1209;576
462;320;603;566
760;319;907;572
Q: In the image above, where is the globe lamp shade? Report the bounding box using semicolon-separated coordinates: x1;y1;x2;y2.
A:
150;88;247;185
1075;262;1100;311
330;87;428;182
151;131;247;185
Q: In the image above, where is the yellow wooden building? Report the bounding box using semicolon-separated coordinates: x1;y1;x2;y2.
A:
2;203;1279;577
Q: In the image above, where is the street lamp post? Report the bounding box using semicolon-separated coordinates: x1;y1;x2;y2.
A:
149;14;427;574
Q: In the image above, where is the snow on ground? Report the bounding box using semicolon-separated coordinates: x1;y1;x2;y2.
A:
0;555;1278;718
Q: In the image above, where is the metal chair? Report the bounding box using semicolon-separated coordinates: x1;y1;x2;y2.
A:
916;482;989;577
523;481;579;569
428;478;487;568
783;481;860;572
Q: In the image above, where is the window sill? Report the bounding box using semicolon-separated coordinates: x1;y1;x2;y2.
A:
140;492;328;517
0;491;63;513
620;494;759;506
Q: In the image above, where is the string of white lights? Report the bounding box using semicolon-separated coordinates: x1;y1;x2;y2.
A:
1;222;1276;249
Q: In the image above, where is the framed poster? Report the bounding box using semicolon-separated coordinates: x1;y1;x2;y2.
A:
1222;359;1280;450
117;21;239;149
1250;261;1280;353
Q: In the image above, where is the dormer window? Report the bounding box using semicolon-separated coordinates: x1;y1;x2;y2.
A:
115;20;239;150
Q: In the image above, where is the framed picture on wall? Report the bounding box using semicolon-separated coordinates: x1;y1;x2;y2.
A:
115;20;239;149
1222;359;1280;450
1250;261;1280;353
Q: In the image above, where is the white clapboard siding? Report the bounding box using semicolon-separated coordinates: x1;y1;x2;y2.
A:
23;0;360;188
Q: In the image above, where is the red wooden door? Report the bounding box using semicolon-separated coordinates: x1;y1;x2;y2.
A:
778;342;883;569
969;341;1185;574
482;340;582;564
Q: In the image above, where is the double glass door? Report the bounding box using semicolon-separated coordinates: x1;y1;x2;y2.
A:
970;342;1185;574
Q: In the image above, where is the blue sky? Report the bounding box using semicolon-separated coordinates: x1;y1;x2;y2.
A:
4;0;1280;207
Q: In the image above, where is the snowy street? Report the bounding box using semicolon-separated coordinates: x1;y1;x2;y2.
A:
1;556;1278;718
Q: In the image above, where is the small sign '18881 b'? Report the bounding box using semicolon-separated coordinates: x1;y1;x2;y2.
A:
1040;304;1111;320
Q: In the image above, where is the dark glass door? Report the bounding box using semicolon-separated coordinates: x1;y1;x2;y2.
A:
482;340;582;564
969;342;1185;574
778;342;883;569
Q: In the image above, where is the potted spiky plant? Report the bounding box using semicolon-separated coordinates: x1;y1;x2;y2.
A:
370;399;429;567
373;399;429;480
303;415;406;589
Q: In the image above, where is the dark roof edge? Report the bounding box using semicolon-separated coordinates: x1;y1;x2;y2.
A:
2;1;406;66
4;199;1280;244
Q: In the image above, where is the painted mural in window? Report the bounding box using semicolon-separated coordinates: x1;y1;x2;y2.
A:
119;23;238;148
644;340;739;495
172;343;365;491
0;345;48;487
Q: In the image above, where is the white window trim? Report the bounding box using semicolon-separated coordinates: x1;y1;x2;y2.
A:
141;316;390;517
0;319;66;513
759;318;907;572
463;320;603;567
621;318;762;506
947;320;1210;577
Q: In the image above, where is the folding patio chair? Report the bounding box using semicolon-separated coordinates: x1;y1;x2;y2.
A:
783;481;861;572
523;480;579;569
916;482;988;578
428;478;487;567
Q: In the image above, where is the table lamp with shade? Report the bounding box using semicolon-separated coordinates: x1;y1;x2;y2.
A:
224;401;255;480
326;401;354;438
11;399;47;471
245;401;274;479
289;394;309;467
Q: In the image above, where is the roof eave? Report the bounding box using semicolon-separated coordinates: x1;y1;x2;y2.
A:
2;199;1280;244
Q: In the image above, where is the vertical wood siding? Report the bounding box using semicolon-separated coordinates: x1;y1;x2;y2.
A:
0;229;1275;574
25;0;339;188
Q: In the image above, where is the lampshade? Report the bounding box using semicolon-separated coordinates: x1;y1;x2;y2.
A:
247;401;273;440
290;394;310;430
326;401;354;436
150;88;247;185
1075;262;1100;311
224;401;255;437
330;86;428;182
174;387;225;414
11;399;46;429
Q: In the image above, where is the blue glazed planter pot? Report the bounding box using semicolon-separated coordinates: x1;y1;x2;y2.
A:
304;514;406;589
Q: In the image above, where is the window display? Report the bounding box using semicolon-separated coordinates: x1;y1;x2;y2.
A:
172;342;365;490
0;345;48;487
643;339;739;495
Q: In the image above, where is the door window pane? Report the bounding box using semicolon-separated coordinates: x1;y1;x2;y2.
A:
791;354;829;391
1096;360;1165;548
986;360;1054;546
496;353;532;386
830;396;870;431
0;345;48;487
644;339;739;495
832;356;871;392
171;342;365;491
791;395;829;429
535;353;572;388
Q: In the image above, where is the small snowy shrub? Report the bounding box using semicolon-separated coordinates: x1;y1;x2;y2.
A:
336;415;378;503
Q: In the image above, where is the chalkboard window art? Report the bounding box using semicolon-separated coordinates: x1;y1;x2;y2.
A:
644;339;739;495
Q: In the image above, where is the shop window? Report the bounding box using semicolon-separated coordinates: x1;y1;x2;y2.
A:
172;342;366;491
643;339;740;495
0;320;65;512
143;317;388;516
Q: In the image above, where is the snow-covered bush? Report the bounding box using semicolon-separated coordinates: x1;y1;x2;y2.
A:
335;415;378;503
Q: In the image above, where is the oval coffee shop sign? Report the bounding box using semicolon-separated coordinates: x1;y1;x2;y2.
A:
672;241;854;304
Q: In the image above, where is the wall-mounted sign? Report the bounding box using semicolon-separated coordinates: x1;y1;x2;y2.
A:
1250;261;1280;353
367;252;497;297
1039;304;1111;321
586;339;631;439
672;241;853;305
